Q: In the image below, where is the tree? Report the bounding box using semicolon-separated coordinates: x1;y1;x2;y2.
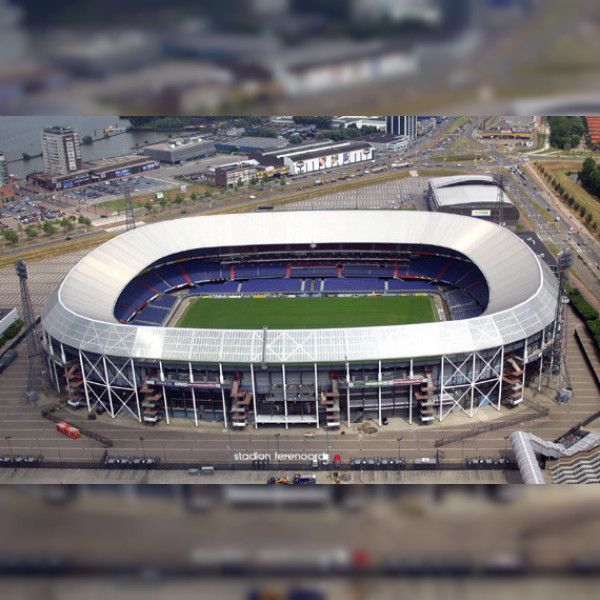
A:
43;222;56;235
288;134;304;144
159;196;168;211
77;215;91;226
60;218;74;232
190;192;197;202
261;173;270;184
174;193;184;204
125;116;156;127
579;157;596;188
249;176;257;186
237;178;244;188
292;116;333;129
143;200;153;212
548;116;586;149
24;226;38;238
2;229;18;243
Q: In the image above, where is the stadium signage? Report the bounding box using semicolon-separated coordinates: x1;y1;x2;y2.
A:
471;209;491;217
234;452;329;461
145;379;222;389
348;378;427;388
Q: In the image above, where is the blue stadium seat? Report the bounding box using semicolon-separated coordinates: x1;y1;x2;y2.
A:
241;278;302;293
322;278;385;292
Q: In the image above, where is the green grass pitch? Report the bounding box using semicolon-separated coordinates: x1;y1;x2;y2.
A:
177;295;439;330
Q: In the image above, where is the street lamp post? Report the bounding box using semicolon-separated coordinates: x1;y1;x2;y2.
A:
396;437;402;460
5;436;12;457
139;436;145;458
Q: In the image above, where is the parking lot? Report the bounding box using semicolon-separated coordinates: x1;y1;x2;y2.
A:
0;200;66;231
281;176;429;211
62;175;171;207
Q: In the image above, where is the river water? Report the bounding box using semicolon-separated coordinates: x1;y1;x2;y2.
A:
0;116;178;178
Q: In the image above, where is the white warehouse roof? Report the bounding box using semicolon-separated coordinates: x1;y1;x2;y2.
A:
42;210;558;364
430;175;513;208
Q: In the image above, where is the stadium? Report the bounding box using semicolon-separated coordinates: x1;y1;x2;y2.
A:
40;210;559;430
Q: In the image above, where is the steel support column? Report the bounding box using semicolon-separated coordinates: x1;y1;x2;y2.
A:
159;360;170;425
188;362;198;427
470;353;477;417
250;363;258;428
131;358;142;423
409;358;413;425
282;363;288;430
439;356;445;422
314;363;320;429
79;349;91;412
219;363;228;430
102;355;115;418
378;359;382;427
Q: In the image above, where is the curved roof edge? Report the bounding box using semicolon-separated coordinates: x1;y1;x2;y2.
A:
42;211;559;363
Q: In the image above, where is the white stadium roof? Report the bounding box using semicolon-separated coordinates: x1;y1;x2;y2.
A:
430;175;513;208
42;211;558;364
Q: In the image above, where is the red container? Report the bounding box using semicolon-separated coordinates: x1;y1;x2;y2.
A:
56;421;80;440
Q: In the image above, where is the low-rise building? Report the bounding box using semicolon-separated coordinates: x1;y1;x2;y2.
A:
27;155;159;191
251;139;375;175
204;162;259;189
481;116;535;145
332;117;387;130
356;133;410;152
214;136;288;155
142;136;216;164
427;175;520;226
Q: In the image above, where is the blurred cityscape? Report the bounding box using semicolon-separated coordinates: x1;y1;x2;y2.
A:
2;485;600;598
3;0;600;115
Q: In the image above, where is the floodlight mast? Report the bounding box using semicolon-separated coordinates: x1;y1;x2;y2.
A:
123;181;136;231
547;249;574;400
15;258;42;403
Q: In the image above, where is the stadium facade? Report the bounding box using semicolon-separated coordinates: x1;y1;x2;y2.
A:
41;211;559;430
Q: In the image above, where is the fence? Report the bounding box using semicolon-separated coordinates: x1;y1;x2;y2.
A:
0;455;518;472
435;405;548;448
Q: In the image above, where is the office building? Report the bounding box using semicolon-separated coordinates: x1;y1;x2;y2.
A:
386;116;417;139
0;151;9;186
41;126;82;175
0;151;15;204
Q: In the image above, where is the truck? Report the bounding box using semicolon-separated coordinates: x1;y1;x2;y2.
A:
293;473;317;485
